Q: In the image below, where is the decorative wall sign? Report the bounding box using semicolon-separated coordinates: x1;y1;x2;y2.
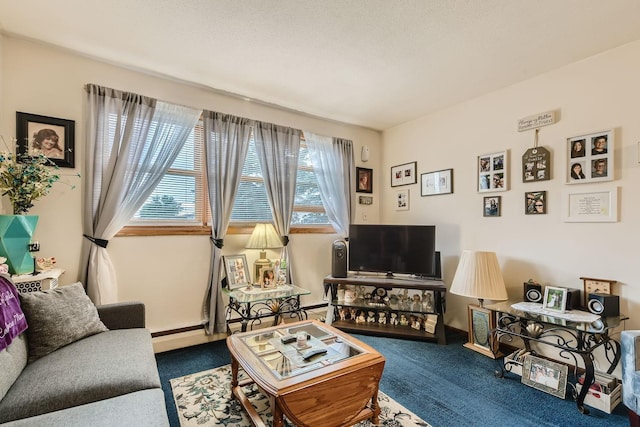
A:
525;191;546;215
390;161;417;187
420;168;453;196
522;146;550;182
395;189;409;211
358;195;373;205
566;129;613;184
517;110;556;132
478;150;508;192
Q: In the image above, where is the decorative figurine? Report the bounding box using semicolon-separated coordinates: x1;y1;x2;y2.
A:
339;307;346;321
378;312;387;324
356;312;366;324
349;308;357;321
367;311;376;323
399;314;409;326
389;312;398;325
411;316;421;330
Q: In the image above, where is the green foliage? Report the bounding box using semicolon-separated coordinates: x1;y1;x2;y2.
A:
139;195;181;218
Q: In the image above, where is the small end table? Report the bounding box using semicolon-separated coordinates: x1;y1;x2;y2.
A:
12;268;65;293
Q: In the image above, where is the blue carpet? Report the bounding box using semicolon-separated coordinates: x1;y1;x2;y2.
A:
155;331;627;427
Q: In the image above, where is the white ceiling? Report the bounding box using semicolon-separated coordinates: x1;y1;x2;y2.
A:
1;0;640;131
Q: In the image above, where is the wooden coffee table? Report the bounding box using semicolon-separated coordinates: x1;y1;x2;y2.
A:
226;320;385;427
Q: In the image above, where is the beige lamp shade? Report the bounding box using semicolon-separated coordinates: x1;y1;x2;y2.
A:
246;223;283;250
450;250;508;304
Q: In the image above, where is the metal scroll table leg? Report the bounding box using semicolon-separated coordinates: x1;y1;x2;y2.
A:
576;353;593;415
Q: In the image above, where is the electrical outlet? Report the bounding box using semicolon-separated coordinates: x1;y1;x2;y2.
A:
362;211;368;221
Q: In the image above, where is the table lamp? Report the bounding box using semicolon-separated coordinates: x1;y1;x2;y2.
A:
450;250;508;357
245;223;283;283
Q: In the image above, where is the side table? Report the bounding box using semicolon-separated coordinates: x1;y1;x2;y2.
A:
12;268;65;293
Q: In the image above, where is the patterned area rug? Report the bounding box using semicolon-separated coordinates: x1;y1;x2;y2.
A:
170;365;431;427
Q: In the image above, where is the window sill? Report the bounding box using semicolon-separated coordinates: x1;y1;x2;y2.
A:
116;224;336;237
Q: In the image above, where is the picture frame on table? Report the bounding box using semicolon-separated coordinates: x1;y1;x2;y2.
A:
566;129;613;184
356;167;373;193
522;354;568;399
390;161;417;187
478;150;508;192
542;286;567;313
420;168;453;196
258;266;277;289
16;112;75;168
223;254;252;290
465;305;500;359
483;196;501;217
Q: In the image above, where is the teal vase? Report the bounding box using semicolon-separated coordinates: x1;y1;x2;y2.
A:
0;215;38;274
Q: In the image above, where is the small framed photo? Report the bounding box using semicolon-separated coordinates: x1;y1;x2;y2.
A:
16;112;75;168
258;266;277;289
467;305;499;358
522;354;568;399
395;189;409;211
483;196;501;217
543;286;567;313
356;167;373;193
420;168;453;196
566;129;613;184
358;195;373;205
223;254;252;290
390;161;417;187
478;150;508;192
525;191;546;215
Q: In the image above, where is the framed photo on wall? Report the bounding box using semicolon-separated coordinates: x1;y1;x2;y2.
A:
395;189;409;211
478;150;508;192
525;191;546;215
390;161;417;187
16;112;75;168
522;355;568;399
566;129;613;184
420;168;453;196
483;196;501;217
356;167;373;193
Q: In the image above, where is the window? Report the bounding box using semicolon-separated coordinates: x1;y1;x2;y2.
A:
123;121;330;234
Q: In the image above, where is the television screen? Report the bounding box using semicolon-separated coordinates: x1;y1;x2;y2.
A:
348;224;437;277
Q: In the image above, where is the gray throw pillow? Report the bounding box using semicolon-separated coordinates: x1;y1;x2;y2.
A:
19;282;108;362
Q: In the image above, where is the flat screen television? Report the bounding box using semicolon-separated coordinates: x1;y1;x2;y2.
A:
348;224;438;278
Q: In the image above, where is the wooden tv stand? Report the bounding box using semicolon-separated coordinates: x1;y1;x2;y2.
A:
323;274;447;344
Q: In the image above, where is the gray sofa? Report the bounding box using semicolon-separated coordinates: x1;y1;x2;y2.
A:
0;299;169;426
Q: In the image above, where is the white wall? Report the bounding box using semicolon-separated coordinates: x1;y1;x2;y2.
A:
382;40;640;334
0;36;382;347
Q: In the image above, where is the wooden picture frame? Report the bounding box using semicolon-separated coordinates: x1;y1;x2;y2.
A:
566;129;613;184
543;286;567;313
580;277;616;307
16;112;75;168
390;161;417;187
223;254;252;290
420;168;453;196
356;167;373;193
563;186;618;223
525;191;547;215
395;189;409;211
478;150;508;192
465;305;499;358
483;196;501;217
522;354;568;399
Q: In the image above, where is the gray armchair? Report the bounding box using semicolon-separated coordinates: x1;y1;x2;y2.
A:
622;330;640;426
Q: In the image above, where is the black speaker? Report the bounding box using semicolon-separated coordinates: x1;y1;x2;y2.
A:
564;288;582;310
524;282;543;303
587;293;619;317
331;240;347;278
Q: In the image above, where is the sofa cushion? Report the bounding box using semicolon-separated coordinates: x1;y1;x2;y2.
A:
1;389;169;427
0;334;28;402
18;282;108;362
0;328;161;423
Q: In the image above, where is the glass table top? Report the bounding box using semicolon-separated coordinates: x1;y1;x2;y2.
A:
238;321;365;379
486;300;628;334
223;284;310;303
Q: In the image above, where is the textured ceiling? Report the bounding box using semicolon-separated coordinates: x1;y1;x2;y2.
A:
1;0;640;130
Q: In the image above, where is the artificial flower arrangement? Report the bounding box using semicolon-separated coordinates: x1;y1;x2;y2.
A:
0;136;77;214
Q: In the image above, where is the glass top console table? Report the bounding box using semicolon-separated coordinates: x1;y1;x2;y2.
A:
223;285;311;333
486;300;628;414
